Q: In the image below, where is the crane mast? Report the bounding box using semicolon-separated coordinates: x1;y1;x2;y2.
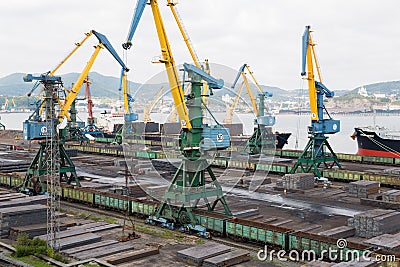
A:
84;76;94;125
124;0;231;236
290;26;342;177
22;30;129;194
230;64;275;154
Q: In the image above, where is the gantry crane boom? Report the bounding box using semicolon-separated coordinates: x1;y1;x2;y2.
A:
27;32;93;98
143;86;164;123
58;30;129;122
50;32;93;76
149;0;191;129
231;64;259;116
167;0;200;68
224;81;245;124
122;0;148;50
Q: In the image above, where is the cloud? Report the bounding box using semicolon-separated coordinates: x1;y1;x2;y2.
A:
1;0;400;91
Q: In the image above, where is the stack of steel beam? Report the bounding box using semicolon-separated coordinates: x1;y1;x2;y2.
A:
0;204;47;238
382;190;400;202
348;209;400;238
364;232;400;252
348;180;380;198
318;226;355;239
277;173;314;190
382;189;400;202
177;242;232;266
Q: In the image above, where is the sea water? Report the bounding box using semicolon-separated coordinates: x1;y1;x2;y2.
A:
3;111;398;154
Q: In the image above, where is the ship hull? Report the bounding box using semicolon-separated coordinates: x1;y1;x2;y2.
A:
354;127;400;158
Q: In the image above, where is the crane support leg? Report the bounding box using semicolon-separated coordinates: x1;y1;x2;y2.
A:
154;159;231;226
21;141;80;195
290;136;342;178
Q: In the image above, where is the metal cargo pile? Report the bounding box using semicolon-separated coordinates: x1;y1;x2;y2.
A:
348;209;400;238
276;173;314;190
348;180;380;198
382;189;400;202
364;232;400;252
0;204;47;238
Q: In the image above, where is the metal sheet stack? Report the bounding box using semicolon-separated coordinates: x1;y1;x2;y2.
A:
348;180;380;198
364;232;400;252
0;204;47;238
177;242;231;266
348;209;400;238
318;226;355;239
277;173;314;190
382;189;400;202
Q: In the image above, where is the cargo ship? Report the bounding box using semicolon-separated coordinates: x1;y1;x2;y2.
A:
96;119;291;150
352;126;400;158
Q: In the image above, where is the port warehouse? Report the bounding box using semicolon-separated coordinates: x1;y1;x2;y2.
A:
65;143;400;187
0;172;397;263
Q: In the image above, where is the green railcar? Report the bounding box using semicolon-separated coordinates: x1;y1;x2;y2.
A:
194;211;226;235
228;160;254;170
288;232;369;260
136;151;157;159
212;159;228;168
363;173;400;186
226;218;289;249
281;149;302;158
322;170;362;181
0;175;11;187
337;153;362;162
256;163;288;174
131;200;156;216
94;193;130;211
10;175;23;188
362;155;395;165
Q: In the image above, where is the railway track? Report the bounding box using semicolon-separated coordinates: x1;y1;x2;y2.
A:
61;200;262;253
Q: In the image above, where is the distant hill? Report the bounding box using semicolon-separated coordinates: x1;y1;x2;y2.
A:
348;81;400;95
0;72;141;98
3;72;398;102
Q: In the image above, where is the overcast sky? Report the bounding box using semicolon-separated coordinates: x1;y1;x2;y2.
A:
1;0;399;91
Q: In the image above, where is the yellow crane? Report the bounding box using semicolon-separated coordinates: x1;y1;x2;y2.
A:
58;31;129;122
290;25;341;177
143;86;164;123
124;0;231;233
223;81;245;124
228;64;266;119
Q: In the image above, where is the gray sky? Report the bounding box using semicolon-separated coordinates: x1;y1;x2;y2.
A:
1;0;399;90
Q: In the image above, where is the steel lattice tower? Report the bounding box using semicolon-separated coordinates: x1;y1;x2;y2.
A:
43;80;61;250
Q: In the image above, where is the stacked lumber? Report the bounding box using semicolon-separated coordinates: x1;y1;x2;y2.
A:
348;209;400;238
348;180;379;198
276;173;314;190
0;204;47;237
